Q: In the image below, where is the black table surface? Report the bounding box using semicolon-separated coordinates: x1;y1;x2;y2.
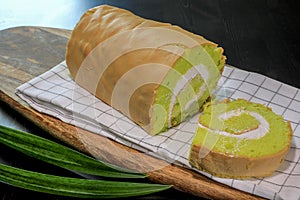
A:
0;0;299;199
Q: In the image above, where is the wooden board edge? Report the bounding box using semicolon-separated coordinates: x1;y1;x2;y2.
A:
1;26;72;38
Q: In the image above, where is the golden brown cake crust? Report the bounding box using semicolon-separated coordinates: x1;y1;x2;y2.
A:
66;5;216;71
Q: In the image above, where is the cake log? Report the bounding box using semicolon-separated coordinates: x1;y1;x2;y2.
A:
66;5;226;135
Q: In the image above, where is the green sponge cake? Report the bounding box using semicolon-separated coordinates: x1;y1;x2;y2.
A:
66;5;226;135
189;99;293;178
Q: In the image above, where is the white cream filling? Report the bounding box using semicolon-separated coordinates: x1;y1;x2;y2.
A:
199;110;270;139
184;82;207;111
167;64;209;126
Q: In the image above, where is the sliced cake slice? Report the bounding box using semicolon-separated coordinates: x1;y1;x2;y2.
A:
66;5;226;135
189;99;293;178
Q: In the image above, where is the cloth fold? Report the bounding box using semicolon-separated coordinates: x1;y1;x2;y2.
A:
16;61;300;200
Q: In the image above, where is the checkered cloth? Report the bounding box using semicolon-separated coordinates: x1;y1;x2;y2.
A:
16;61;300;200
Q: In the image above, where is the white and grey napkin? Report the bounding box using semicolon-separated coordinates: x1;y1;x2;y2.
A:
16;61;300;200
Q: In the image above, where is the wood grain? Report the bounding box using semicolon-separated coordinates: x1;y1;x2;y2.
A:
0;26;264;200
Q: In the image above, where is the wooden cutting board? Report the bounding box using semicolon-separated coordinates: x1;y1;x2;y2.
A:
0;26;264;200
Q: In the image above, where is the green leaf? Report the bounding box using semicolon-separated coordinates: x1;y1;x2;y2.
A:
0;125;144;178
0;163;171;198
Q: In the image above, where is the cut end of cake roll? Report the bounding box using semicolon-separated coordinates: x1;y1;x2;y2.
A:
149;44;225;134
66;5;226;135
189;99;293;178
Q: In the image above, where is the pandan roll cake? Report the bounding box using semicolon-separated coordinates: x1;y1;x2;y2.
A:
189;99;293;178
66;5;226;135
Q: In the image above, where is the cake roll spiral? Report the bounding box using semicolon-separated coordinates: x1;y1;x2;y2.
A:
189;99;293;178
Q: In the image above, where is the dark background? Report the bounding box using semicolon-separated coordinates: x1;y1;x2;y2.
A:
0;0;299;199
